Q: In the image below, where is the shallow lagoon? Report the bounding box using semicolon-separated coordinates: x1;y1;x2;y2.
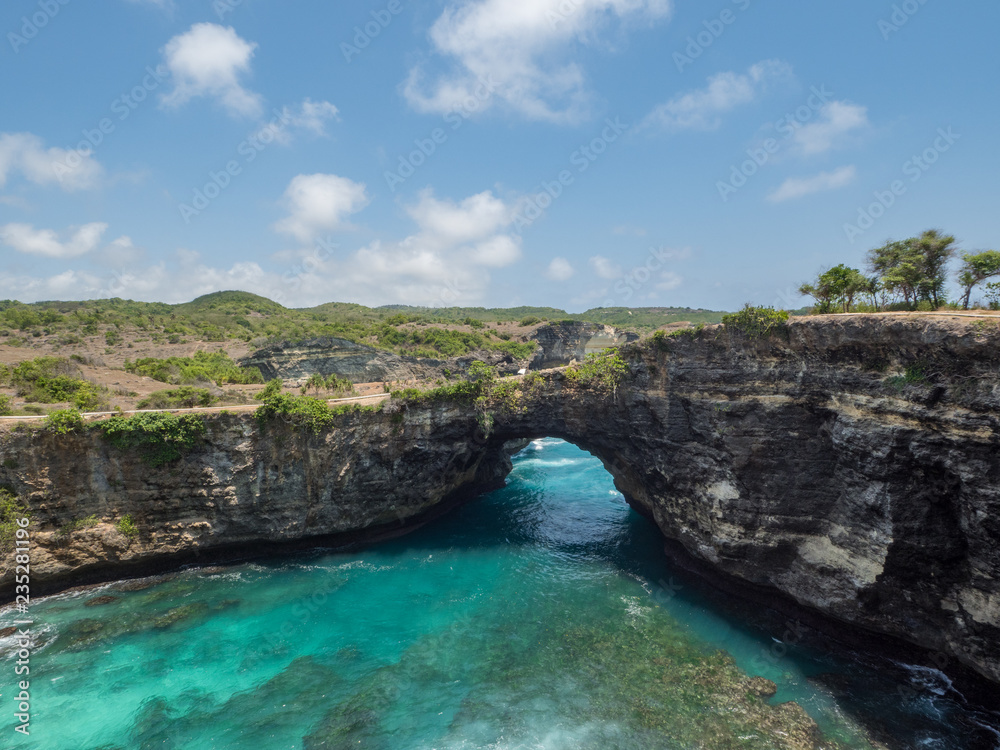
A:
2;439;997;749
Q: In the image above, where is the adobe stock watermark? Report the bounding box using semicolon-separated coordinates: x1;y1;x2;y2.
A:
843;126;959;243
267;236;340;307
716;85;834;202
674;0;753;72
420;276;473;309
177;108;295;223
511;117;629;232
384;75;507;193
599;246;687;307
7;0;70;53
53;64;169;185
749;619;807;674
213;0;244;20
878;0;930;40
340;0;405;63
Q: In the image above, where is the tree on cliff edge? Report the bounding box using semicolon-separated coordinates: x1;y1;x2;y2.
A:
867;229;956;309
799;264;869;313
957;250;1000;308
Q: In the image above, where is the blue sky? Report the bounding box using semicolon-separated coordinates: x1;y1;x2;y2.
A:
1;0;997;311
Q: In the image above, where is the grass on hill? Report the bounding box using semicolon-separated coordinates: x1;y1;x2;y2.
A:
124;351;263;386
0;356;110;410
0;291;729;361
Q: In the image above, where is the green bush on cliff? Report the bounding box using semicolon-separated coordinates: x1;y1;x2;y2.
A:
0;489;28;551
721;305;789;339
392;360;541;438
255;381;341;433
390;379;481;405
55;514;100;537
44;408;85;434
495;340;538;359
116;514;138;539
565;351;629;399
96;412;206;466
0;394;12;416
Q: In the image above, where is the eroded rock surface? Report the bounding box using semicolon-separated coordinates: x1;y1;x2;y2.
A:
3;315;999;687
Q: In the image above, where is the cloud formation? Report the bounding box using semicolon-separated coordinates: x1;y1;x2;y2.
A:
545;257;575;281
589;255;622;279
792;101;869;155
0;132;103;191
273;174;370;243
641;60;792;132
767;165;857;203
405;0;672;123
0;222;108;258
160;23;262;117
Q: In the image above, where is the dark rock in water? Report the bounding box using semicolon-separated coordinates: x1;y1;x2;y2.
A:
60;618;108;650
85;595;120;607
116;577;161;592
0;626;17;638
151;602;209;630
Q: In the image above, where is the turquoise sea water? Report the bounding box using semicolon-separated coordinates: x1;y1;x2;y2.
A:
2;438;999;749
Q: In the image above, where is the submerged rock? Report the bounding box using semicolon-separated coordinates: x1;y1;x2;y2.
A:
747;676;779;698
85;594;120;607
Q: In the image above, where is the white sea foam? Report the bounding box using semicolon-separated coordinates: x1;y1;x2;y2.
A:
894;661;963;699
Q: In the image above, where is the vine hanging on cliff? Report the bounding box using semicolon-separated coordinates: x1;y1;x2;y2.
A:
96;412;206;467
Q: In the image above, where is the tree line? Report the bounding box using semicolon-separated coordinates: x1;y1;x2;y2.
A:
799;229;1000;313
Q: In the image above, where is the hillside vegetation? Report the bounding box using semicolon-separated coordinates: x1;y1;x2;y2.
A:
0;292;726;360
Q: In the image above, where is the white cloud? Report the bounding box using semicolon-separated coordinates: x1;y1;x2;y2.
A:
766;165;857;203
271;99;340;145
0;132;103;191
792;101;869;155
655;270;683;291
405;0;672;123
0;222;108;258
406;189;509;245
160;23;262;118
99;235;146;267
286;99;340;135
589;255;622;279
640;60;792;132
0;190;525;307
273;174;370;243
545;257;575;281
329;190;523;305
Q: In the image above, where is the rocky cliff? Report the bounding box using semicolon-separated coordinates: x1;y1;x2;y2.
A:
2;315;999;689
529;321;640;369
239;322;636;385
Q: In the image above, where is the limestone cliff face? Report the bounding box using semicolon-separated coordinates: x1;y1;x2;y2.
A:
241;322;637;385
0;406;515;590
528;321;639;369
2;315;1000;687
